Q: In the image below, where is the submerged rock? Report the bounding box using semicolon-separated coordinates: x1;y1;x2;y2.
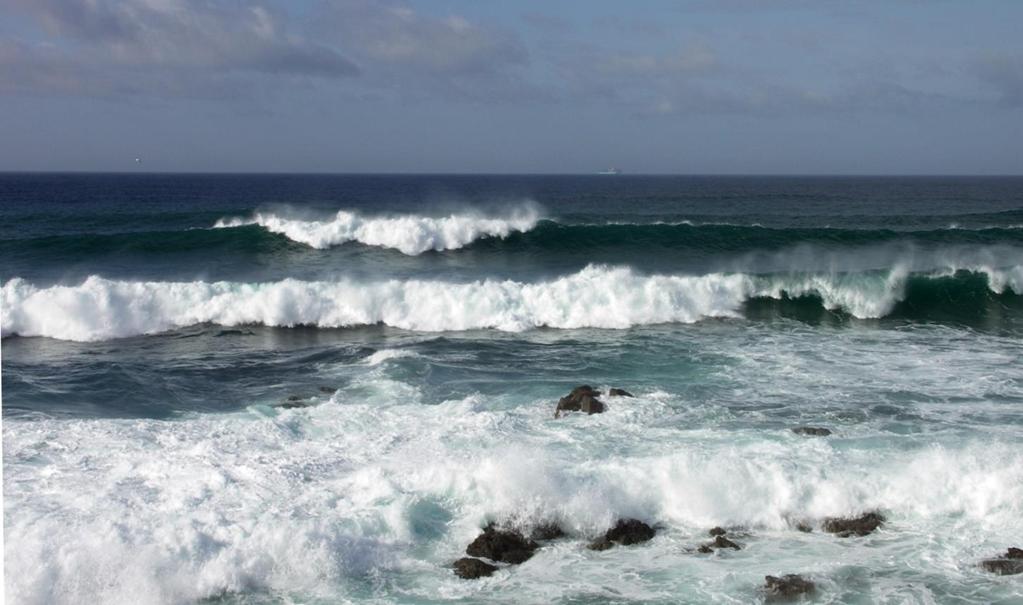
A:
764;574;815;600
318;386;338;394
555;385;606;417
791;426;832;436
452;557;497;579
275;395;313;409
608;388;634;397
698;534;741;552
821;511;885;537
708;526;727;536
589;518;656;550
981;547;1023;575
465;526;538;564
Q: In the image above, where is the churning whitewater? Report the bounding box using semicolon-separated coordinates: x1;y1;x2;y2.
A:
3;264;1021;341
4;174;1023;605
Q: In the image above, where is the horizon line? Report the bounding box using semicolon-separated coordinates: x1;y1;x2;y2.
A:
2;170;1022;178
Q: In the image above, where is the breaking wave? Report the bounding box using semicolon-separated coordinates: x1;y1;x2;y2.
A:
3;265;1022;341
213;203;541;255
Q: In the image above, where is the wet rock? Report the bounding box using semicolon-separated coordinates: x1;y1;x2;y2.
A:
764;574;815;600
605;518;656;545
318;386;338;394
712;535;740;550
530;523;566;541
795;522;813;533
588;519;656;550
708;526;727;536
608;388;634;397
466;526;538;564
275;395;312;409
452;557;497;579
579;395;605;414
555;385;606;417
821;511;885;537
981;547;1023;575
698;534;741;552
791;426;832;437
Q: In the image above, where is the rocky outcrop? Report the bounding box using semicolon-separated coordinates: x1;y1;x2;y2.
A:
465;525;539;564
452;557;497;579
981;547;1023;575
555;385;606;417
708;526;727;536
821;511;884;537
764;574;815;600
587;518;656;550
791;426;832;436
698;534;741;553
608;388;634;397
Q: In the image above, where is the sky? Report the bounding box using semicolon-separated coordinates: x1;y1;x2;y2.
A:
1;0;1021;174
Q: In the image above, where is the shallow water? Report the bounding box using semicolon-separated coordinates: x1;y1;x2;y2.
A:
3;175;1023;604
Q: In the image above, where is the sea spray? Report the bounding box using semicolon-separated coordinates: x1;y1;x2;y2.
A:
214;203;542;254
4;265;1022;341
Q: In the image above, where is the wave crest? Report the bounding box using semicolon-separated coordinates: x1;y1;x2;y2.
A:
3;265;1021;341
213;204;541;254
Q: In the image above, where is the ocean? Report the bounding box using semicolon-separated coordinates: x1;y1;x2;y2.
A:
2;173;1022;604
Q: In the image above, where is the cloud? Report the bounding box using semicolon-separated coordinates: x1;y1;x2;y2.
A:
2;0;358;97
972;52;1023;107
314;1;527;78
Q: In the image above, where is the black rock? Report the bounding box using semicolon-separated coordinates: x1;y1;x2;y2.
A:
821;511;885;537
698;534;741;552
465;526;538;564
605;518;656;545
981;559;1023;575
608;388;634;397
318;386;338;394
712;535;740;550
792;426;832;437
795;521;813;533
708;526;727;536
579;395;605;414
452;557;497;579
530;523;566;541
555;385;606;417
764;574;815;599
587;537;614;551
981;547;1023;575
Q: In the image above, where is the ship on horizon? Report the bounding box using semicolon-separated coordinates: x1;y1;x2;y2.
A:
597;167;621;175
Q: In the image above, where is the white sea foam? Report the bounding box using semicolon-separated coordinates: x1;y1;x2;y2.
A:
5;382;1023;605
3;264;1020;341
214;204;541;254
364;348;420;365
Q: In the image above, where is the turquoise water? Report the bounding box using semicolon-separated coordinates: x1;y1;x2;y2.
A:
3;175;1023;604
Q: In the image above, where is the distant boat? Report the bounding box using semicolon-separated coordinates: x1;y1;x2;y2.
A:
597;167;621;175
